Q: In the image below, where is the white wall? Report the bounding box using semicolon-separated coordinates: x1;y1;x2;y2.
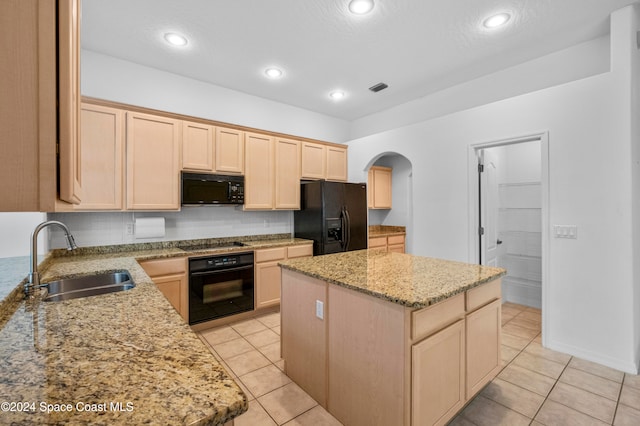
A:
349;35;611;140
47;209;292;249
346;6;638;373
81;50;351;144
0;213;47;258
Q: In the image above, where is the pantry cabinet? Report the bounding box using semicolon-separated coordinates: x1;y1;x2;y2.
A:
182;121;215;171
139;257;188;322
215;127;244;174
74;104;125;210
126;112;181;210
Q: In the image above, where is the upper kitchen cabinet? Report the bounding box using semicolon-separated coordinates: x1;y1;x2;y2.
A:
126;112;181;210
274;138;301;209
74;104;125;210
326;145;348;182
301;142;326;180
244;134;301;210
58;0;82;205
368;166;392;209
301;142;348;182
215;127;244;174
182;121;215;172
0;0;80;211
244;132;275;210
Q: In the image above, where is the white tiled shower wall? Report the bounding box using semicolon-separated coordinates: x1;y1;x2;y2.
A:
47;208;293;249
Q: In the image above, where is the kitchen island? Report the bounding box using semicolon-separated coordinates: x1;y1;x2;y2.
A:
279;249;506;426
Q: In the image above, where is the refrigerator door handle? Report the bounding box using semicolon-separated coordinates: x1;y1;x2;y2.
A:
343;207;351;250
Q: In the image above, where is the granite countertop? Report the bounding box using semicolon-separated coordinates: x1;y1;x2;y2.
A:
280;249;506;309
0;234;311;425
368;225;406;237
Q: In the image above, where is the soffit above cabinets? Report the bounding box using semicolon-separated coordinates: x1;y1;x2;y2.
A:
82;0;638;121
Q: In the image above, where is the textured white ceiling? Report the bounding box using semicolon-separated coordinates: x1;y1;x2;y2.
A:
81;0;638;120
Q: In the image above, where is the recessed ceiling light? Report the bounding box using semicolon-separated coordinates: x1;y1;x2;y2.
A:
348;0;375;15
483;13;511;29
265;67;283;79
164;32;188;47
329;90;345;100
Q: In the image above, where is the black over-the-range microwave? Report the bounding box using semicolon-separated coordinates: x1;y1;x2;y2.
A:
181;172;244;205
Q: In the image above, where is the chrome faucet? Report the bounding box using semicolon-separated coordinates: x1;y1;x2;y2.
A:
26;220;78;295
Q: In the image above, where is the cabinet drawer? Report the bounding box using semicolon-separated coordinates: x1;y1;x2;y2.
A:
287;244;313;259
255;247;286;263
412;293;465;341
466;278;502;312
369;236;387;248
139;257;186;277
387;234;405;245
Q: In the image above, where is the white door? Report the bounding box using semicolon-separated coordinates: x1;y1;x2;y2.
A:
479;149;500;266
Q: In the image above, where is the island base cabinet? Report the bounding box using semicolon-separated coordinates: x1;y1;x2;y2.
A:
412;319;465;426
281;270;327;406
328;285;406;426
466;299;502;398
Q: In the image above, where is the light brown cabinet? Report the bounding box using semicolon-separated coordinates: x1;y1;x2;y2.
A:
182;121;214;171
245;135;301;210
255;245;313;309
326;145;348;181
139;257;188;322
301;142;347;182
74;104;125;210
369;234;406;253
281;269;502;426
0;0;80;211
215;127;244;174
244;133;275;210
58;0;82;205
274;138;301;209
126;112;181;210
412;319;466;426
368;166;392;209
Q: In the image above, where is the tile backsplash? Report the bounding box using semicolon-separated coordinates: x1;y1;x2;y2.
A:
48;208;293;249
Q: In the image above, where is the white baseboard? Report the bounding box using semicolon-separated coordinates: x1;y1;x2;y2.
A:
502;277;541;309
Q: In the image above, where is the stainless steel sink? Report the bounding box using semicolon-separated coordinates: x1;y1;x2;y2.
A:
43;271;135;302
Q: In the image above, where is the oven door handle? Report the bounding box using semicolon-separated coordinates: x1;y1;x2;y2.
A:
190;265;254;276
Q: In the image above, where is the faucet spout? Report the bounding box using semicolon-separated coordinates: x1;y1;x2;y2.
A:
26;220;78;295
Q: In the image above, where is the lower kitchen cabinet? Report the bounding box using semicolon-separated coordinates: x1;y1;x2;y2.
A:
466;298;502;398
139;257;188;321
255;244;313;309
412;319;466;426
368;234;406;253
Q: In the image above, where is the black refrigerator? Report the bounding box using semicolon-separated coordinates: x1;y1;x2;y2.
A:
294;181;368;255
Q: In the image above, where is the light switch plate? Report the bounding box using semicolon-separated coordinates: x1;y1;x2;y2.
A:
315;300;324;320
553;225;578;239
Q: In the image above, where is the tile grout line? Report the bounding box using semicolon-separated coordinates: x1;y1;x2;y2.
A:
611;374;626;425
204;315;317;425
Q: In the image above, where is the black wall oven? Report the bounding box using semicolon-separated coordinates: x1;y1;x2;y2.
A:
188;252;254;325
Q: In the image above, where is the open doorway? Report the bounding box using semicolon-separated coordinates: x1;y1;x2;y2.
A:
366;153;413;253
479;140;543;308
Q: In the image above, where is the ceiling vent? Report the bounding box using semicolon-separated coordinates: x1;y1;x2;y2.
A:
369;82;388;93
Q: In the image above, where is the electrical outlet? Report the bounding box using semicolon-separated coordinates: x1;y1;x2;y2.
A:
315;300;324;320
125;224;134;236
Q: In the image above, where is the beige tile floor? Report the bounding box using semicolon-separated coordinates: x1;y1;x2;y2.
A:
198;303;640;425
